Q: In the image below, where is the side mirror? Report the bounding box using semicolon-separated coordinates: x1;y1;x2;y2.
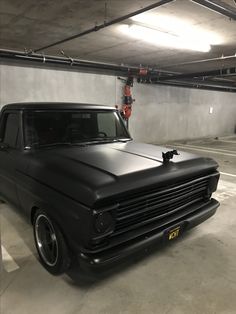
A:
0;143;10;151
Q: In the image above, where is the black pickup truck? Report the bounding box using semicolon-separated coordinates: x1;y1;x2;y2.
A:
0;103;220;274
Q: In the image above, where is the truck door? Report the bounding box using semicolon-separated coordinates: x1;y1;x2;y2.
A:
0;110;21;204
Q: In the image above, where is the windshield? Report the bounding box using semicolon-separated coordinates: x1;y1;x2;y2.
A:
23;109;131;148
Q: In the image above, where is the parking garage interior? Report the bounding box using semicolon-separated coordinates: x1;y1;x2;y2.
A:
0;1;236;314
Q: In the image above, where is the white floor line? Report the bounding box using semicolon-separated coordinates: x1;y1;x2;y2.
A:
1;245;19;272
167;144;236;157
220;172;236;178
218;140;236;144
172;143;236;154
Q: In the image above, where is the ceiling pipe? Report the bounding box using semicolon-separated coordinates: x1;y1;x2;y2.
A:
0;49;164;76
153;67;236;81
160;53;236;69
34;0;174;53
160;78;236;89
1;49;235;92
191;0;236;20
138;78;236;92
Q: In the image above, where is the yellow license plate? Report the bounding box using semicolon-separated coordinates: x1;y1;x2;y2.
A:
168;226;181;240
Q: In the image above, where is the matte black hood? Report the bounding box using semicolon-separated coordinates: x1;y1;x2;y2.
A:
26;141;218;207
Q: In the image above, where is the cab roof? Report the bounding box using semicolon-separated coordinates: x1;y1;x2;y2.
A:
1;102;116;111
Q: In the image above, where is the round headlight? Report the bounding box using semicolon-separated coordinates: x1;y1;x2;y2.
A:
94;212;113;234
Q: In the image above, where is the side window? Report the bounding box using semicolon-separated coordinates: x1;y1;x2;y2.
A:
97;112;116;137
0;112;20;148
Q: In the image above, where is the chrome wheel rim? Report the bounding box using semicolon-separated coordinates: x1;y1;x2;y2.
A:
35;214;58;266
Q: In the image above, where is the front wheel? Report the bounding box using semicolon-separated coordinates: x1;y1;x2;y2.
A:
33;210;71;275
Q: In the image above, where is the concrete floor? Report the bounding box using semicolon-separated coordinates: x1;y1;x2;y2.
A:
1;136;236;314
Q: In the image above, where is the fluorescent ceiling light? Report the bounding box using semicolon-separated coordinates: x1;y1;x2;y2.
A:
119;13;222;52
119;24;211;52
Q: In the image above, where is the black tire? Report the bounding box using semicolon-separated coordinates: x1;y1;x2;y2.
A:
33;210;71;275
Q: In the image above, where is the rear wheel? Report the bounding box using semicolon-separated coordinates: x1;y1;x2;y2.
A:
33;210;71;275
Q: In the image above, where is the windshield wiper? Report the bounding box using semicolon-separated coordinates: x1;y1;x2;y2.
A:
42;142;73;147
27;142;86;149
73;137;132;146
42;138;119;146
26;137;132;149
86;137;132;142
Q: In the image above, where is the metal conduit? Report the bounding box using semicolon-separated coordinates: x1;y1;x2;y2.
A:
1;49;235;92
191;0;236;20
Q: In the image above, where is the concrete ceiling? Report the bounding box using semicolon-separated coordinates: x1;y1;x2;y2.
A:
0;0;236;75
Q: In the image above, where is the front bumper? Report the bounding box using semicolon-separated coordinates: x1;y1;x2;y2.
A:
79;198;219;266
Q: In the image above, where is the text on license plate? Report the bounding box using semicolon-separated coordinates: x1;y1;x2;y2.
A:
168;226;181;240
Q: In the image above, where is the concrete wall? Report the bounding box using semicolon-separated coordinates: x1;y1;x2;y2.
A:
130;83;236;143
1;64;235;143
0;64;117;107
